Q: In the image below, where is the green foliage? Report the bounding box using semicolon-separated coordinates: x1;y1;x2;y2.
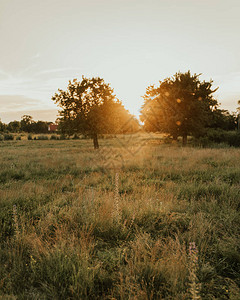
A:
4;133;14;140
7;120;21;133
37;135;49;140
140;71;219;145
18;116;49;134
72;133;80;140
52;76;139;149
20;115;33;133
210;109;237;130
0;118;50;134
0;120;7;132
195;129;240;147
59;134;67;140
27;134;33;140
31;120;49;133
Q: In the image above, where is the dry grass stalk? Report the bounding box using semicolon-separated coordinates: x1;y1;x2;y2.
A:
12;205;20;240
114;172;120;221
188;242;201;300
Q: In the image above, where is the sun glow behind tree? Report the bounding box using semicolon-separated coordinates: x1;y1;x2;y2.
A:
52;76;139;148
140;71;219;145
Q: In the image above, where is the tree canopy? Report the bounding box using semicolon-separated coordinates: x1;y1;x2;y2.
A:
20;115;33;133
140;71;219;145
52;76;139;148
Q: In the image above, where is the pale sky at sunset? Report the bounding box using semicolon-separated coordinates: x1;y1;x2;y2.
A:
0;0;240;123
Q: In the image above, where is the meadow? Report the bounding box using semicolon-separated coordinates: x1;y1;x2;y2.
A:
0;134;239;299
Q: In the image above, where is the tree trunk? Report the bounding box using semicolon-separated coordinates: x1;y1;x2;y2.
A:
93;133;99;149
182;133;187;146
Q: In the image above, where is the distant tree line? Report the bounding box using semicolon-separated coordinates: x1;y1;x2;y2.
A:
1;71;239;148
0;115;50;134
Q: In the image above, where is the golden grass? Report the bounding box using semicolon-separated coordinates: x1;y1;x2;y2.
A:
0;134;239;298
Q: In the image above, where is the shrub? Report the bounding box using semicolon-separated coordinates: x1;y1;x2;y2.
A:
16;136;21;140
163;135;174;144
72;133;80;140
0;134;4;141
37;135;49;140
59;134;66;140
50;135;59;140
4;133;14;140
226;131;240;147
207;129;226;143
28;134;33;140
195;129;240;147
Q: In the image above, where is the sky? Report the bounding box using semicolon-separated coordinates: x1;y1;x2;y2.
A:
0;0;240;123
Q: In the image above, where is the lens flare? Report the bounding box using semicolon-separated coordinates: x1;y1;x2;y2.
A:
176;121;181;126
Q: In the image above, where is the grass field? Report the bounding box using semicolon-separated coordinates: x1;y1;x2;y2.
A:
0;134;240;299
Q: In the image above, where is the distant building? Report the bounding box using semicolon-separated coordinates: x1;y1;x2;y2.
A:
48;123;58;132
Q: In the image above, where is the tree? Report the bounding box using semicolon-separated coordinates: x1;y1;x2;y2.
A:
32;121;49;133
140;71;219;145
210;109;237;131
7;121;21;132
0;120;7;132
52;76;138;148
237;100;240;131
20;115;33;132
237;100;240;112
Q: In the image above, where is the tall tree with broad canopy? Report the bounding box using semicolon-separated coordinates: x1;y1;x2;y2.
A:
140;71;219;145
52;76;139;148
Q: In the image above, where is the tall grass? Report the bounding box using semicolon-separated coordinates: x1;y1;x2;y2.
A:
0;134;239;299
